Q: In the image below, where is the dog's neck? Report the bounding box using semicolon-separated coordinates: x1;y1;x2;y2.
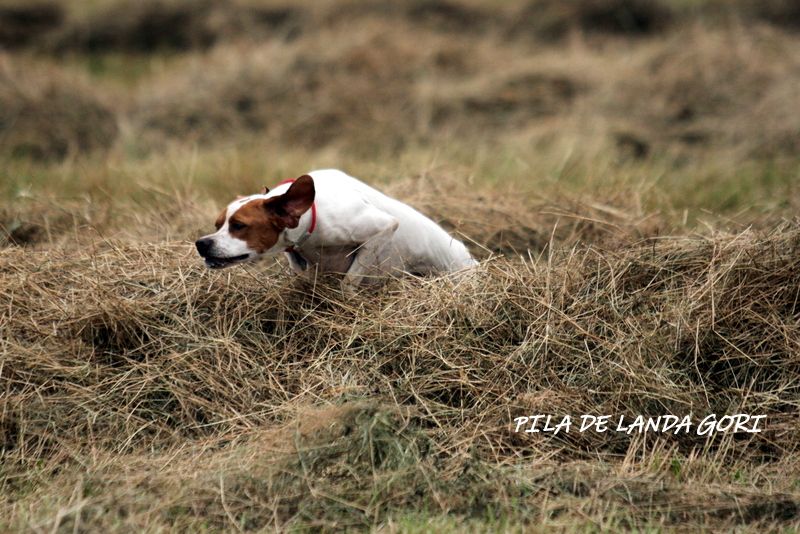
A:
283;209;314;251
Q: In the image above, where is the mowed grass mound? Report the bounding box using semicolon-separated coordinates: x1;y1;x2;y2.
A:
2;209;800;529
3;0;800;164
126;18;800;162
0;57;118;161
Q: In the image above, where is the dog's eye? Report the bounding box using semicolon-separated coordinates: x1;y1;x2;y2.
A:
229;221;247;232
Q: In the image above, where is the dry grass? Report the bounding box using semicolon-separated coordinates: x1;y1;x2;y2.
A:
2;0;800;531
2;168;800;531
2;208;800;530
0;55;118;161
606;24;800;160
1;0;799;162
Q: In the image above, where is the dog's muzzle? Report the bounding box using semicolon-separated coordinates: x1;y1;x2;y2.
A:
195;238;249;269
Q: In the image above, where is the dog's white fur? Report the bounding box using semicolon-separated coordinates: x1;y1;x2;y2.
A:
199;169;476;287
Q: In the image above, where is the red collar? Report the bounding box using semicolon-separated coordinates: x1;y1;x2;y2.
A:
276;178;316;251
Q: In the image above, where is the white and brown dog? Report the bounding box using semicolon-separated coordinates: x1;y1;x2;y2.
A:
195;169;476;288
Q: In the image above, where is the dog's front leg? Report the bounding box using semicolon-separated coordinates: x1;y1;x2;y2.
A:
341;209;400;291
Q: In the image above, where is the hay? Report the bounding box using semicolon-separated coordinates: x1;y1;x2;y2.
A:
123;8;799;161
607;25;800;158
2;220;800;529
383;174;661;256
3;1;798;164
0;57;118;161
133;28;454;152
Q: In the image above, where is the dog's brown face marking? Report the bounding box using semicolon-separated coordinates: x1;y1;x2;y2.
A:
197;175;315;266
227;199;284;253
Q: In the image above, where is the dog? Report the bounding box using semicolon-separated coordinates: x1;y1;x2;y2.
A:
195;169;477;288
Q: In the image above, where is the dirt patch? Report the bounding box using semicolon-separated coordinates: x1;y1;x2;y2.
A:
0;2;63;48
0;217;49;247
748;0;800;31
404;0;492;32
0;59;118;161
52;0;302;53
321;0;496;33
434;71;584;130
510;0;673;40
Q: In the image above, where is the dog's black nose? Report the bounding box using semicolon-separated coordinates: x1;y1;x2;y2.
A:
195;238;213;257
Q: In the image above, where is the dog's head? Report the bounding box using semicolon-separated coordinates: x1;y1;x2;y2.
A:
195;175;315;269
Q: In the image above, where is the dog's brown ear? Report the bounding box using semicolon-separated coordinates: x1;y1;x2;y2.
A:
281;175;315;217
265;175;315;228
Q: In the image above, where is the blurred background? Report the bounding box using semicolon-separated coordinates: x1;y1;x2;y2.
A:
0;0;799;245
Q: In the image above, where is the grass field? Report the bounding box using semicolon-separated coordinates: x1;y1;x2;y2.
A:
2;0;800;531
